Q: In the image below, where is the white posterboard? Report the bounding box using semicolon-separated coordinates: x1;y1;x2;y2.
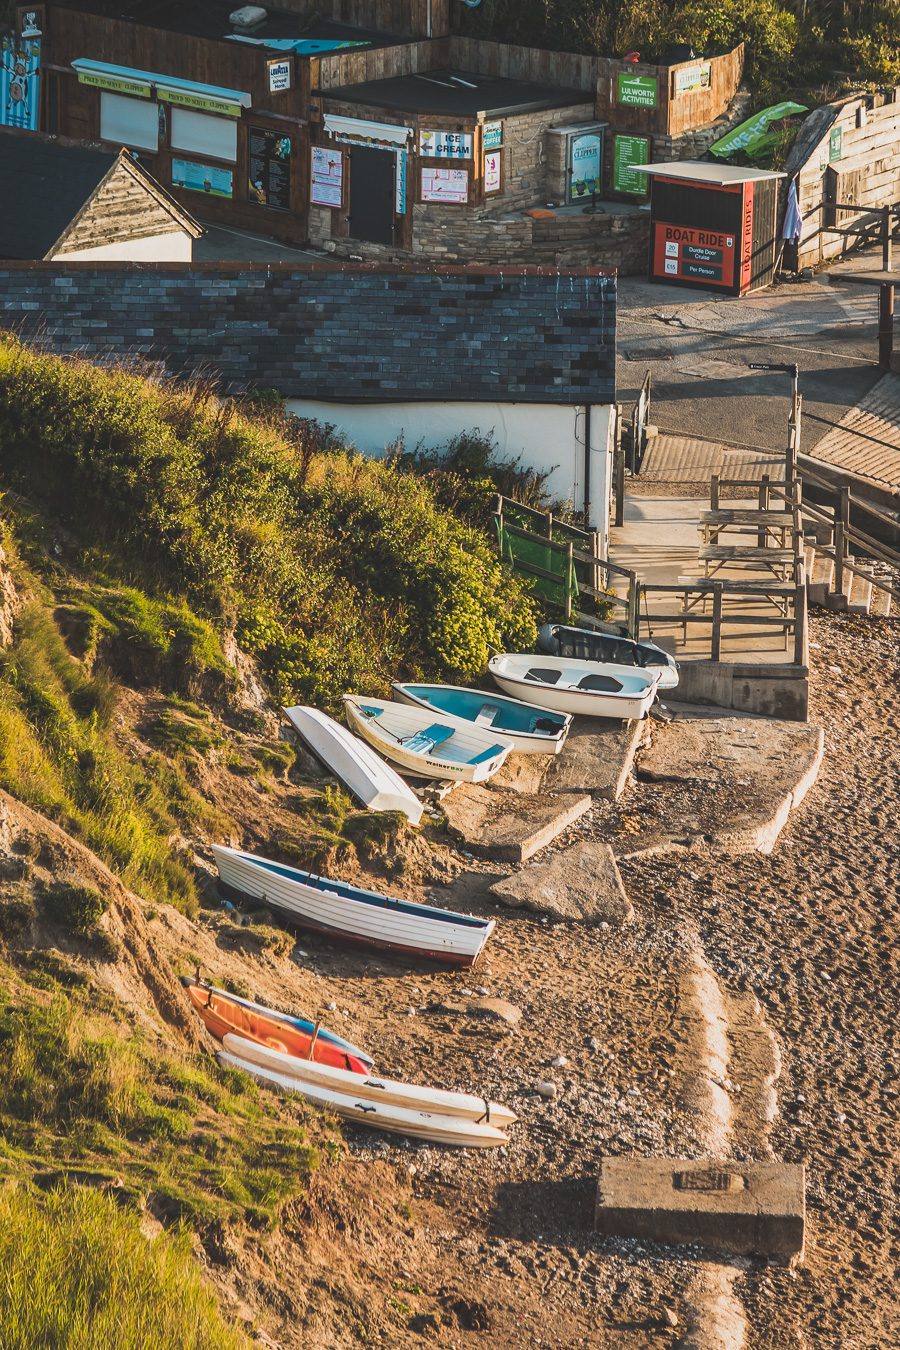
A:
421;167;468;203
311;146;342;206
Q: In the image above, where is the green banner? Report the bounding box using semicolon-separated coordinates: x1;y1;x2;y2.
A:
829;125;842;163
709;101;807;160
158;88;242;117
613;134;650;195
617;72;658;108
77;70;151;98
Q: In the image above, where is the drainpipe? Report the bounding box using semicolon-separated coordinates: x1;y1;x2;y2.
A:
583;403;592;526
426;0;432;38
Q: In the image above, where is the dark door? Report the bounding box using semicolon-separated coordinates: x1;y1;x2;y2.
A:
348;146;395;245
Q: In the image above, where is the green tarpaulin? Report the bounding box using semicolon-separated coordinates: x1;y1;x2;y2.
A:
710;102;808;161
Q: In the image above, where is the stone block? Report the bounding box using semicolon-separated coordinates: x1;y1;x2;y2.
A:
489;840;633;925
594;1157;805;1259
441;785;591;864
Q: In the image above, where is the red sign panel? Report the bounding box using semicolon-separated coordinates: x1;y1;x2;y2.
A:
652;221;737;289
740;182;755;294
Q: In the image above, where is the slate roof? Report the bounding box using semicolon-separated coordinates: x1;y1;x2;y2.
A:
0;263;618;405
0;134;116;259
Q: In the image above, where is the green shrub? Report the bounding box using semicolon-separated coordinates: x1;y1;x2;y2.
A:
0;339;537;710
0;1185;249;1350
42;882;109;937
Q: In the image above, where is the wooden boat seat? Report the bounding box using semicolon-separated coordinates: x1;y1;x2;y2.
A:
577;674;623;693
469;743;507;765
525;667;563;685
401;723;455;754
476;703;501;726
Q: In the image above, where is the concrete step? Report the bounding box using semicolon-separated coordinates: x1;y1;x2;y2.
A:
869;565;895;618
846;567;874;615
806;548;835;606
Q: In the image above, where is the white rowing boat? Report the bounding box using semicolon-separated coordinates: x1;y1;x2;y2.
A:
343;695;512;782
223;1034;517;1126
391;681;571;755
218;1050;510;1147
212;844;494;966
283;705;423;826
488;653;660;719
537;623;679;690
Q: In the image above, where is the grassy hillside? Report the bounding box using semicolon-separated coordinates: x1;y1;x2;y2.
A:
0;336;536;710
0;338;539;1344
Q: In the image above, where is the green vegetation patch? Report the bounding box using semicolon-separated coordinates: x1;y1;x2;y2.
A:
0;1185;249;1350
0;338;537;711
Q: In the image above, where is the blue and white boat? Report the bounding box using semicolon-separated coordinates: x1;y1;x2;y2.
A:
391;682;571;755
343;695;512;782
212;844;495;965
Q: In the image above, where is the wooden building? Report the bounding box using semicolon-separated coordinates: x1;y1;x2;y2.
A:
0;127;200;259
30;0;406;243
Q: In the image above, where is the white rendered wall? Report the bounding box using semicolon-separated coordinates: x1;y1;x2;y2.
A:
53;230;194;262
285;399;613;543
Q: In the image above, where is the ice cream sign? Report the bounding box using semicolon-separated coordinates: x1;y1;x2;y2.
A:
419;130;472;159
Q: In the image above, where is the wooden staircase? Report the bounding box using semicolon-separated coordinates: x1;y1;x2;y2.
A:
803;527;893;618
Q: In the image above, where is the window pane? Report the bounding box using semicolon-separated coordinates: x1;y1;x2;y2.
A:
100;93;158;152
170;108;237;163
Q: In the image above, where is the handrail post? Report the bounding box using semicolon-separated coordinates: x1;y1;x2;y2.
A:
545;509;553;540
793;581;807;666
627;575;639;638
758;473;770;547
710;582;723;661
834;484;850;598
590;528;602;597
710;473;720;511
883;203;892;272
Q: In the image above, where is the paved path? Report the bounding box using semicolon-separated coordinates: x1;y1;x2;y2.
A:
617;249;887;463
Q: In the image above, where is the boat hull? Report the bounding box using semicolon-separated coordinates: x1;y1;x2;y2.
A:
490;668;658;719
219;1051;510;1147
344;696;512;783
536;623;679;690
212;845;493;966
182;980;371;1073
391;682;570;755
223;1034;517;1126
283;705;423;825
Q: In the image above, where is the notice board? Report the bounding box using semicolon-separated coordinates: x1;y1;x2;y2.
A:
248;127;291;210
613;135;650;195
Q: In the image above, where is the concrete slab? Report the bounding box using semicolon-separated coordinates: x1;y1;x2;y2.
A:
441;786;592;864
488;841;633;926
543;715;646;801
594;1157;805;1259
616;717;824;858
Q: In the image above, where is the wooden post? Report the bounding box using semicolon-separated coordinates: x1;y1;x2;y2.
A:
710;473;720;510
883;204;893;272
787;390;801;483
590;528;602;596
564;541;574;620
793;581;807;667
878;282;895;372
758;474;770;547
834;485;850;597
710;582;723;661
627;574;639;638
614;448;625;527
545;509;554;540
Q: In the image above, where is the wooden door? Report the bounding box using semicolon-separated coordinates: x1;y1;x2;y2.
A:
348;145;394;246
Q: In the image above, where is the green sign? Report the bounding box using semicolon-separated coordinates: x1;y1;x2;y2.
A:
159;88;242;117
617;72;658;109
613;134;650;195
829;125;842;163
77;70;151;98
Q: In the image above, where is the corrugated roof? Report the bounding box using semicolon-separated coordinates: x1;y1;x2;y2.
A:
805;372;900;490
0;263;617;405
638;161;785;185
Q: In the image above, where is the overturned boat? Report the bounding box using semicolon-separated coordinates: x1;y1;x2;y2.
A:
537;623;678;689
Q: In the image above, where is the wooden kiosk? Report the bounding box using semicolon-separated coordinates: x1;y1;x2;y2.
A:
637;161;785;296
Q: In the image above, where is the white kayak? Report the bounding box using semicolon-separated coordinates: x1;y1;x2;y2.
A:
223;1033;517;1127
219;1050;511;1147
283;704;423;826
343;695;512;783
489;653;660;719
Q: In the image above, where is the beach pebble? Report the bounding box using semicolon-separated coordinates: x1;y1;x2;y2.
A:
661;1306;679;1329
827;665;842;675
551;1055;568;1069
325;1001;337;1011
587;1037;600;1052
475;986;489;996
535;1081;558;1100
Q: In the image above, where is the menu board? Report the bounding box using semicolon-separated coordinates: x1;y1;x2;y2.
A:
652;222;737;288
311;146;343;206
613;134;650;195
248;126;291;211
484;150;501;194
